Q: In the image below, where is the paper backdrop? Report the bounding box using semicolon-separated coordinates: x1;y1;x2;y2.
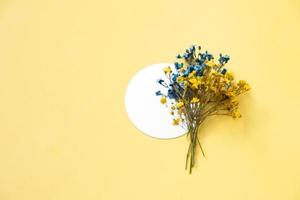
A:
0;0;299;199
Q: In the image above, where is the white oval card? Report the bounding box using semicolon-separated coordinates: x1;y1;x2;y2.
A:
124;63;186;139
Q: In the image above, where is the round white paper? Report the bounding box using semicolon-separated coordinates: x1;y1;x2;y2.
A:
124;63;186;139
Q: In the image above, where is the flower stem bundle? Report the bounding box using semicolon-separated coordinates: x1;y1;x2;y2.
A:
156;45;251;173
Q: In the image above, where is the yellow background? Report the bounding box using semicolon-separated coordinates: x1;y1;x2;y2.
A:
0;0;299;199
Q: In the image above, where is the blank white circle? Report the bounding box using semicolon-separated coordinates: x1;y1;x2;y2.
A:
124;63;186;139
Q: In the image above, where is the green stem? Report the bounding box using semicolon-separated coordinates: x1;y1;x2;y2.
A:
186;121;205;174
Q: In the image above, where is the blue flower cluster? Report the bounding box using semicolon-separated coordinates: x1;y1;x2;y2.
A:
156;79;181;100
170;46;220;82
155;45;230;101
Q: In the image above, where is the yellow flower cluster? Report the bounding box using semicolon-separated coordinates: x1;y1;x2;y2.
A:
171;60;249;121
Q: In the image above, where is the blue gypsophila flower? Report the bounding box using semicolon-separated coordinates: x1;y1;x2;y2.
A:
167;89;178;99
188;46;196;54
155;90;163;96
195;57;205;65
174;62;183;70
194;64;202;71
183;53;188;59
203;51;213;60
190;45;196;51
182;69;190;77
219;54;230;65
157;79;168;87
171;73;179;82
187;65;194;73
199;55;205;63
194;65;204;76
221;68;227;75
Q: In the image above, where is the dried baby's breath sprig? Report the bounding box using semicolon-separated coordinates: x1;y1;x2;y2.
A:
156;45;251;173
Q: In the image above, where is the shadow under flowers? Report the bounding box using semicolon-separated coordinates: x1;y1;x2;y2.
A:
189;92;271;168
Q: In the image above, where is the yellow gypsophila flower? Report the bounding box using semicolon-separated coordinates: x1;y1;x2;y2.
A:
238;80;251;92
238;80;247;85
177;76;184;82
205;59;216;67
226;91;236;97
232;110;242;119
243;83;251;91
188;71;196;78
225;72;234;80
188;78;198;84
163;66;172;74
189;78;201;89
191;97;200;103
160;96;167;104
172;118;181;125
230;98;239;106
176;101;184;109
